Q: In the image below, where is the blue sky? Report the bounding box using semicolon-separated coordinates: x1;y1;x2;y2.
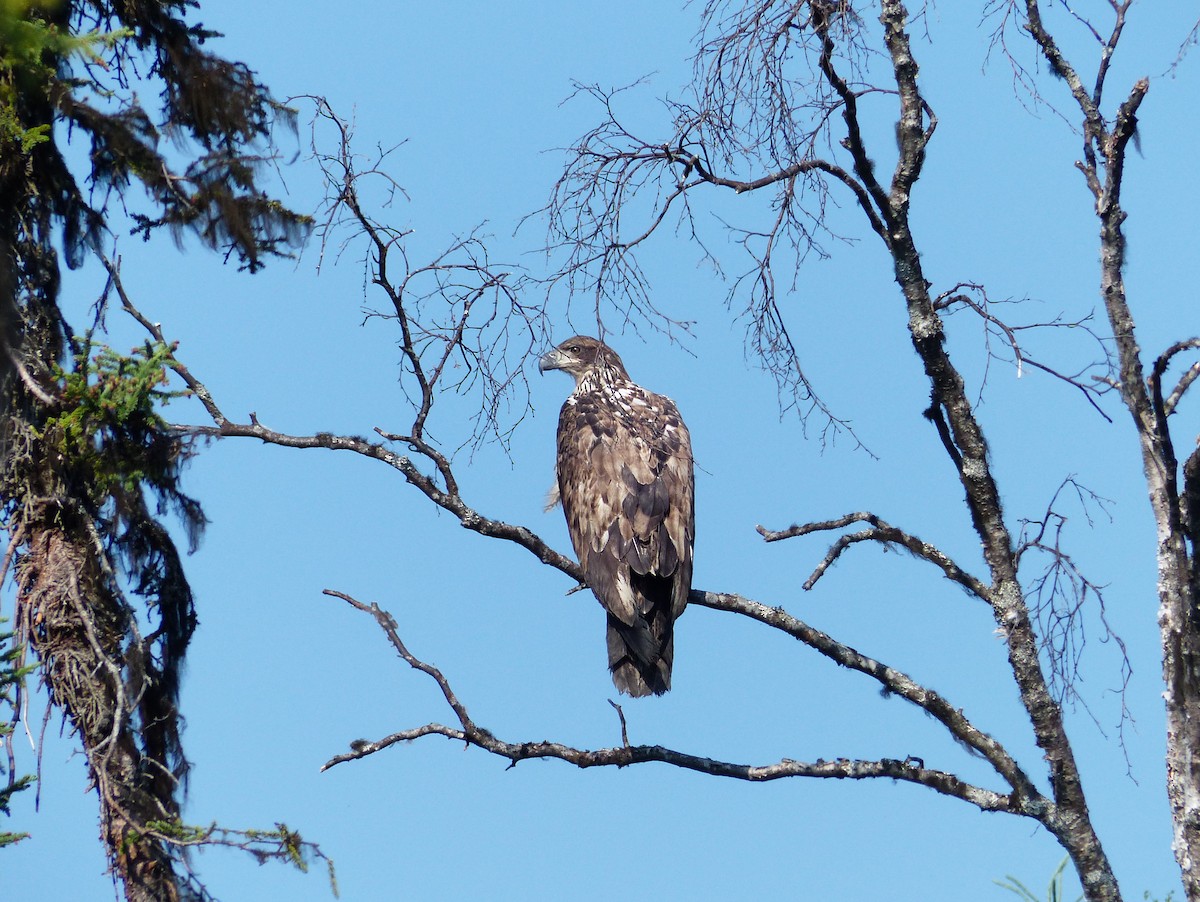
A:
5;2;1199;900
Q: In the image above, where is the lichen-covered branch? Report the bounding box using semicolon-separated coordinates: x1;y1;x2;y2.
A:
808;4;1118;897
1019;3;1200;895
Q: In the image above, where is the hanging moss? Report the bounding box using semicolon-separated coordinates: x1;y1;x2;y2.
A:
0;1;318;896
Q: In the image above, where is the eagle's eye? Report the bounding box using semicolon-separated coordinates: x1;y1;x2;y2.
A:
566;344;581;353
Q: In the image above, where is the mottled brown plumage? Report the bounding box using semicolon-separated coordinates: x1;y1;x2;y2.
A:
540;336;694;696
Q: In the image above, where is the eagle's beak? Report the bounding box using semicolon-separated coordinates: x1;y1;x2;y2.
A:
538;349;564;374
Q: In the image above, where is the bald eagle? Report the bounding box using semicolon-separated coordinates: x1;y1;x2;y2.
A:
539;336;694;696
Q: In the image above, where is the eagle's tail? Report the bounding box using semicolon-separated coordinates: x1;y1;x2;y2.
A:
606;602;674;697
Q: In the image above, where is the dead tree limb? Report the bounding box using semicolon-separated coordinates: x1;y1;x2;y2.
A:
319;588;1041;821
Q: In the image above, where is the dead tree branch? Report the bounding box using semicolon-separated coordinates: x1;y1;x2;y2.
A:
1017;1;1200;896
302;96;545;455
1015;478;1129;719
535;15;886;447
757;511;991;599
319;588;1043;820
1150;339;1200;420
801;4;1119;897
934;283;1115;421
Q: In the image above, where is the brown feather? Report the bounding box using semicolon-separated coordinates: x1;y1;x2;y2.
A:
541;336;694;696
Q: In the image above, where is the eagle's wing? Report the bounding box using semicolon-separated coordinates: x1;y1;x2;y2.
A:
557;382;693;694
619;390;693;620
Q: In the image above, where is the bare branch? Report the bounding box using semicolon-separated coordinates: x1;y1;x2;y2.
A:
186;414;585;578
1101;76;1149;217
879;0;937;198
1150;338;1200;419
1086;2;1133;119
319;589;1040;818
1014;478;1128;717
1020;1;1106;188
757;512;990;599
1167;361;1200;418
300;96;545;456
533;10;892;446
100;254;228;428
934;283;1115;421
114;271;583;585
1168;17;1200;74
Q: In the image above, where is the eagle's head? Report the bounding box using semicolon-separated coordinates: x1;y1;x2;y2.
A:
538;335;627;386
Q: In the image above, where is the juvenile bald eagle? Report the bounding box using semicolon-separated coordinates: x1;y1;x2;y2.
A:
539;336;694;697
